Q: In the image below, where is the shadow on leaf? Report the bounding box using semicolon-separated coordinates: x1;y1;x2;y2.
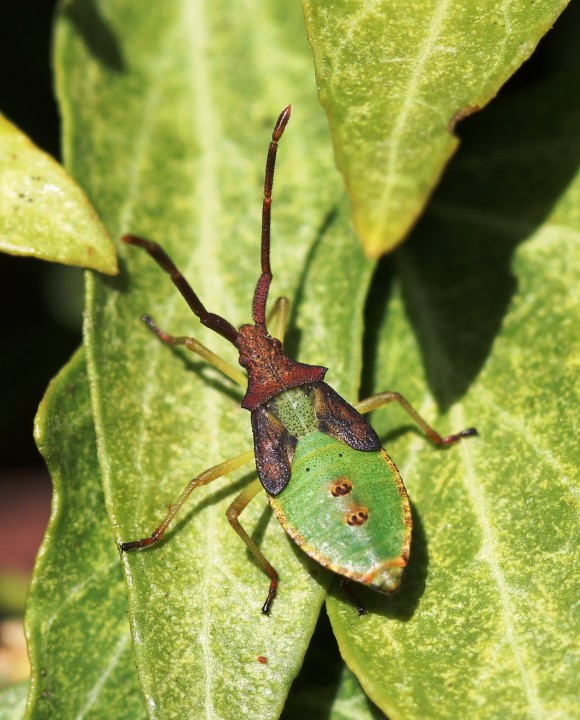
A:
63;0;125;71
369;8;580;410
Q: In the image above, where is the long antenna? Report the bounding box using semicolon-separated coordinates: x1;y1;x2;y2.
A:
122;235;239;346
251;105;292;326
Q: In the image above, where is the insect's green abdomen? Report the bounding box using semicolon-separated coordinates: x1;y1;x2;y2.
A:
268;430;411;593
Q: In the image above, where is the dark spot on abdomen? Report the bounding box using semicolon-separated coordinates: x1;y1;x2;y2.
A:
330;477;352;497
346;508;369;526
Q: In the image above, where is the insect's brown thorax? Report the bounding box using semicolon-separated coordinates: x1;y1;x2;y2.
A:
236;324;327;411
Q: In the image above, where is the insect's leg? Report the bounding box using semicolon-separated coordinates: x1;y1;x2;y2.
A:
266;297;290;344
142;295;290;386
339;578;368;616
226;478;279;615
141;314;246;387
355;392;477;446
120;450;254;551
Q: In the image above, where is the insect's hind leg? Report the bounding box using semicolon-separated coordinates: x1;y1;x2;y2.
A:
120;450;254;551
340;578;368;617
141;314;246;387
355;392;477;446
226;478;279;615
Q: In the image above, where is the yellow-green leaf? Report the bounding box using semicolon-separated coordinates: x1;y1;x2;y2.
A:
282;613;385;719
303;0;570;256
22;1;578;718
26;349;146;719
54;1;371;717
0;114;117;273
327;14;580;717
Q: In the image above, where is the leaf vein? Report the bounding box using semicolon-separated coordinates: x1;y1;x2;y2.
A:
376;0;453;236
455;407;546;717
74;631;131;720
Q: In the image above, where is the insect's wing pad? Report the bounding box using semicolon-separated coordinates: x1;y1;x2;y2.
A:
251;406;298;495
312;383;381;452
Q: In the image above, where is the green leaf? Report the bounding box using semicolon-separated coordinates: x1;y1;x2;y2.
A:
27;1;576;718
26;349;146;719
281;611;385;719
302;0;570;256
327;13;580;718
0;681;29;720
54;1;372;717
329;666;386;720
0;114;117;273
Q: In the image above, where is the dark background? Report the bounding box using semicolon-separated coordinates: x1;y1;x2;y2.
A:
0;1;76;577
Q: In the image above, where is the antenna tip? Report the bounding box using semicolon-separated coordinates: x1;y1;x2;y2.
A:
273;105;292;139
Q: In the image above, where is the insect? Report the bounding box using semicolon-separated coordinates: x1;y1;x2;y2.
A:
120;106;476;614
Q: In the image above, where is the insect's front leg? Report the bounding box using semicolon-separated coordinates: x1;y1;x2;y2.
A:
266;296;290;345
120;450;254;551
139;314;246;387
355;391;477;446
140;297;291;388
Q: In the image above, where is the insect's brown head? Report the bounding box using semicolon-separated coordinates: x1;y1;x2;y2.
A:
236;324;327;411
236;324;283;372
